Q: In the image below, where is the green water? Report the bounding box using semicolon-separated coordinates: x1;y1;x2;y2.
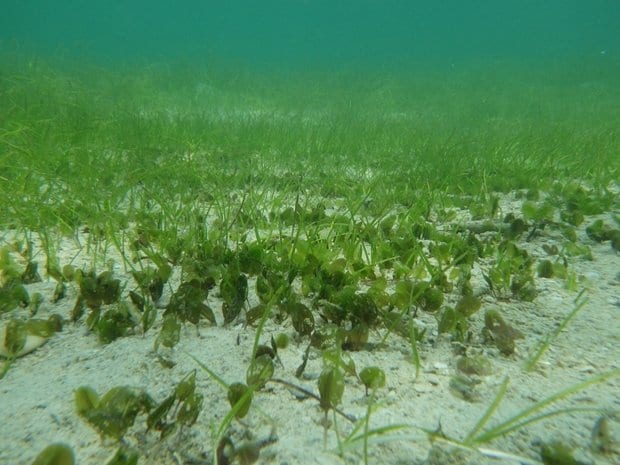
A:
2;1;619;69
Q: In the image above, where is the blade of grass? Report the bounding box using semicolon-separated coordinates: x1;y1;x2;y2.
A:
464;376;510;444
477;406;613;441
185;352;228;389
525;289;588;371
409;319;421;380
469;368;620;445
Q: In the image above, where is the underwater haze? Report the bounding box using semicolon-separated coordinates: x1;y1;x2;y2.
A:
1;0;619;70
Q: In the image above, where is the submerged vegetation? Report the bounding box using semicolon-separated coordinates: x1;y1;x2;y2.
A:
0;53;619;464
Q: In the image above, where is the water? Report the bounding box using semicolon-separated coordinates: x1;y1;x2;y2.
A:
2;1;618;71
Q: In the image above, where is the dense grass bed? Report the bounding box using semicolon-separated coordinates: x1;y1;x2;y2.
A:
2;56;619;212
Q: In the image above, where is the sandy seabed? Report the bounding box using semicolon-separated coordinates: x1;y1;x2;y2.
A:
1;192;619;465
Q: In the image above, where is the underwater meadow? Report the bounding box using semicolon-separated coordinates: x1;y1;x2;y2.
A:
1;2;620;462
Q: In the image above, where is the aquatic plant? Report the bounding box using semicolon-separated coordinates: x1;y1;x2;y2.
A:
1;53;619;465
30;443;75;465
